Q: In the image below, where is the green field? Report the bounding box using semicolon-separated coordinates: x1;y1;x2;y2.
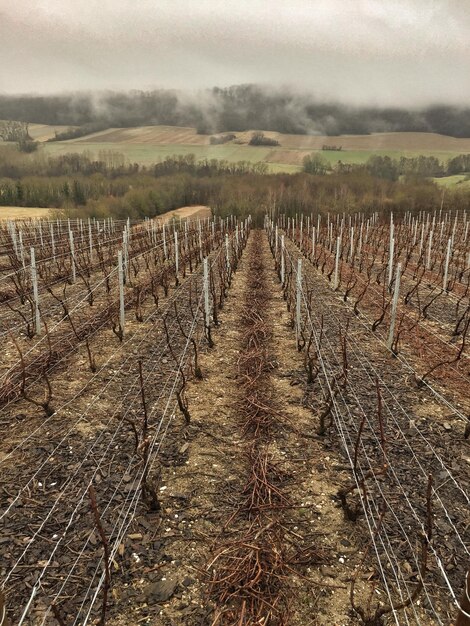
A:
4;122;470;177
41;142;470;175
42;142;279;166
433;174;470;188
42;141;303;173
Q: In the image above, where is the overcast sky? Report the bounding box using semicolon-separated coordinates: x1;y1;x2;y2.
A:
0;0;468;105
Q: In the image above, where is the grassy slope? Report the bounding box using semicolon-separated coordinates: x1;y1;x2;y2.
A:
43;142;467;174
10;123;470;177
433;174;470;188
42;142;302;173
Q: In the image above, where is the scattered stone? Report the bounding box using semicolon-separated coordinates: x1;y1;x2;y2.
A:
140;578;178;603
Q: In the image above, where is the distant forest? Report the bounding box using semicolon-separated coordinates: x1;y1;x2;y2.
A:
1;85;470;138
0;149;469;219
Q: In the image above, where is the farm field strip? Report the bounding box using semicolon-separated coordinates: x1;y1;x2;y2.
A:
0;221;235;488
33;123;470;175
0;216;233;475
29;276;209;624
1;211;467;625
0;215;221;394
277;211;469;411
0;226;165;339
267;219;469;624
147;230;370;624
278;228;469;508
19;123;470;153
301;231;470;371
0;216;251;624
297;232;470;430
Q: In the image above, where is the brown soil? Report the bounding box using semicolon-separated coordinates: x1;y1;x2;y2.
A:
73;126;210;145
1;226;458;625
106;231;375;625
280;232;468;625
65;124;470;152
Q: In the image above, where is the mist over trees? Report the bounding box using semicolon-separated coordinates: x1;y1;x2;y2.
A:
1;85;470;137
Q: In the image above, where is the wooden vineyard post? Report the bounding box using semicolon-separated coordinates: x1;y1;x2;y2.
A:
50;223;56;262
88;219;93;260
419;223;425;257
118;250;125;337
357;222;363;261
296;258;302;345
427;229;434;270
163;223;168;260
30;247;41;335
312;226;316;259
456;571;470;625
388;235;395;289
281;235;285;286
198;227;203;263
203;257;211;337
123;226;129;283
174;231;179;284
334;236;341;290
19;231;25;269
11;224;18;259
387;262;402;350
443;237;452;293
349;226;354;263
69;229;76;284
225;234;231;276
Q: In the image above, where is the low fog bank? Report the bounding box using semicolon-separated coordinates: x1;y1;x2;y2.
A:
1;85;470;138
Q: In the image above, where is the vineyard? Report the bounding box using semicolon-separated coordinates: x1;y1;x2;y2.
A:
0;209;468;625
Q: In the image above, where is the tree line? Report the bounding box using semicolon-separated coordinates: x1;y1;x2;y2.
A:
0;148;268;180
1;85;470;137
1;149;469;219
304;153;470;179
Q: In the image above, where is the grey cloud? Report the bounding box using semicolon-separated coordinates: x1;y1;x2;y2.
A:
0;0;469;105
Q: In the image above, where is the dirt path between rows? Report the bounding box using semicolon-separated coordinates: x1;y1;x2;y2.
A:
109;230;367;625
